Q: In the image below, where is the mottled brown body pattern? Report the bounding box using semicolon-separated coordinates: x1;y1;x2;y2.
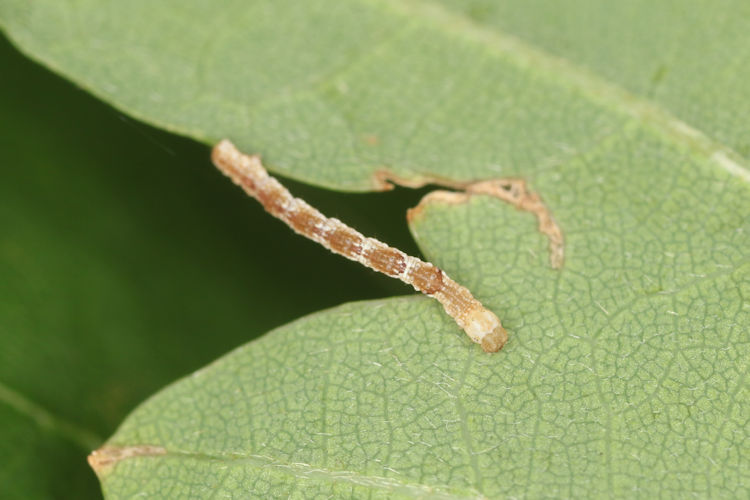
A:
211;140;507;352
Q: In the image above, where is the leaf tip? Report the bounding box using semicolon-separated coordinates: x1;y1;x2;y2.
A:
88;445;167;476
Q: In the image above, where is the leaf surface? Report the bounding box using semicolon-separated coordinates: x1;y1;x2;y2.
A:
96;130;749;496
1;0;749;498
96;153;749;496
0;37;413;498
433;0;750;161
1;0;636;189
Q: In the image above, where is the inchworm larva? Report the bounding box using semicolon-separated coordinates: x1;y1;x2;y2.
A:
211;140;508;352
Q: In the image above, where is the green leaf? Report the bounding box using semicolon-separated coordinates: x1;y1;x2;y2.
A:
0;37;415;498
93;155;748;497
432;0;750;160
3;1;746;188
2;0;749;498
0;0;632;189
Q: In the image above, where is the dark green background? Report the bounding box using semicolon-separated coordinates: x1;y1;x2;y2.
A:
0;35;426;498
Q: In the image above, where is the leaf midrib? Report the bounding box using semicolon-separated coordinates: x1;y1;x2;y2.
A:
376;0;750;183
105;447;486;499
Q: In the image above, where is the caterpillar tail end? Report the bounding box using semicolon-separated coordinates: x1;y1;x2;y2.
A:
480;324;508;353
465;308;508;353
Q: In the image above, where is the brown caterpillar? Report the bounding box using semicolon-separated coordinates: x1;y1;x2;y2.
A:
211;140;507;352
